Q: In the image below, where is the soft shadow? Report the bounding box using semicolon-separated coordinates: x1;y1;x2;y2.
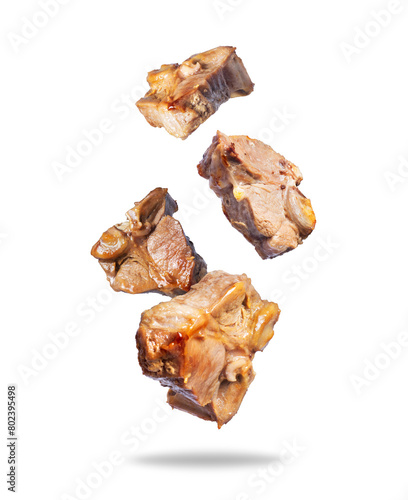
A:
130;451;279;468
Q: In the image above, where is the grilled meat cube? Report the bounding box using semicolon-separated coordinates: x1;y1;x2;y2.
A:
91;188;207;297
198;131;316;259
136;46;254;139
136;271;280;427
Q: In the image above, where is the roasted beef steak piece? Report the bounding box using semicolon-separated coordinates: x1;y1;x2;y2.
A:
136;46;254;139
136;271;280;427
91;188;207;297
198;131;316;259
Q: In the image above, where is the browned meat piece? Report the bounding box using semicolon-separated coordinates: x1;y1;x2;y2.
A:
136;271;280;427
91;188;207;297
136;47;254;139
198;131;316;259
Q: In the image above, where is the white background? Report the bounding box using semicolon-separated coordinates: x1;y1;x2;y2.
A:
1;1;408;499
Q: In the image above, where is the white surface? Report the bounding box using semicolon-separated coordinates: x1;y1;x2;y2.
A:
1;1;408;499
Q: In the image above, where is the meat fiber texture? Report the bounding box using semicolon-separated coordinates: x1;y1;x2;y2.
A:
198;131;316;259
136;46;254;139
136;271;280;427
91;188;207;297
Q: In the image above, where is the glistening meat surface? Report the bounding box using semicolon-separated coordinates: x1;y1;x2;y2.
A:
136;271;280;427
91;188;207;297
136;46;254;139
198;131;316;259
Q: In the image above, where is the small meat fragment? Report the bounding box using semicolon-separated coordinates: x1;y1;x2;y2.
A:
136;46;254;139
91;188;207;297
136;271;280;427
198;131;316;259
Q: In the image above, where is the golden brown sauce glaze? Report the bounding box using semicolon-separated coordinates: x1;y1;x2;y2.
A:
91;188;207;297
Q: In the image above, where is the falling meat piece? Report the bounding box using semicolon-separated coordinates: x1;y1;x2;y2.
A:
91;188;207;297
136;46;254;139
198;131;316;259
136;271;280;427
